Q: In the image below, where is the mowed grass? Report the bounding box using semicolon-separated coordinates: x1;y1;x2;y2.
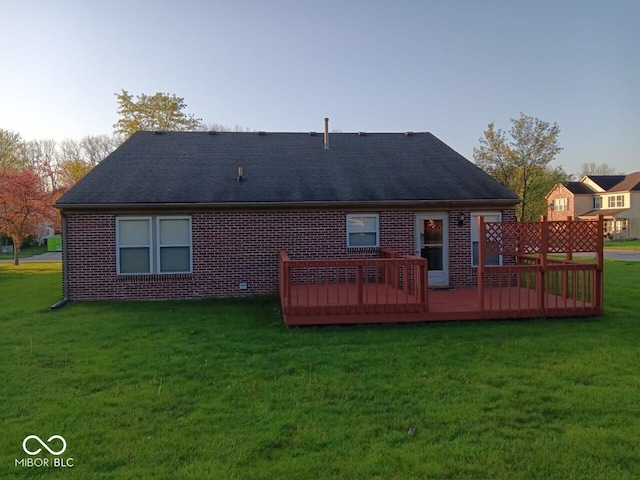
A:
604;239;640;250
0;245;49;260
1;262;639;479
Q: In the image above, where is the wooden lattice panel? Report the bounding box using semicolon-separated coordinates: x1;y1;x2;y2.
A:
484;222;542;256
483;219;600;256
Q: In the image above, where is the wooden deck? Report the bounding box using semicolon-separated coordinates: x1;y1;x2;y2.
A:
279;217;604;326
282;284;599;325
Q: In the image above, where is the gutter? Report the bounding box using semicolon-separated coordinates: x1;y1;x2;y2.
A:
50;214;70;310
56;198;522;213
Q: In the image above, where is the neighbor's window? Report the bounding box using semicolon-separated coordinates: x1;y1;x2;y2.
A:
607;195;624;208
117;216;192;274
593;196;601;209
347;214;379;248
553;198;568;211
470;212;502;267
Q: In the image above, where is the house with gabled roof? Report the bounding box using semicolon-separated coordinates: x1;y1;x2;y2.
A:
56;123;607;325
56;125;521;303
546;172;640;239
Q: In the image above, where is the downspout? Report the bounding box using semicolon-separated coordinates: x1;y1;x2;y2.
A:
50;213;69;309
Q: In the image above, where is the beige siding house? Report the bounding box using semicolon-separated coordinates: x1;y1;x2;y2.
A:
546;172;640;239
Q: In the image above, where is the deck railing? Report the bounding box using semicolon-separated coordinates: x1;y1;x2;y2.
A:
279;250;428;320
477;216;604;319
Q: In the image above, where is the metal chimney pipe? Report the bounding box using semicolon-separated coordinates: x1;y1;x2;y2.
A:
323;117;329;149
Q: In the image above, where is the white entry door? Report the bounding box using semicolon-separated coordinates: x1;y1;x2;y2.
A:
415;214;449;287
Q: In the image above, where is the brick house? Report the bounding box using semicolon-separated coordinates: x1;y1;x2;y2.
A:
55;127;520;301
546;173;640;239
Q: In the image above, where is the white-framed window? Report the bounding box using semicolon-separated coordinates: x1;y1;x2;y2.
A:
346;214;379;248
607;195;624;208
470;212;502;267
116;216;192;274
593;196;601;209
553;198;568;211
157;217;192;273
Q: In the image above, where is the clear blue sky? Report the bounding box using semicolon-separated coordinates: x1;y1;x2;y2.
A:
2;0;638;175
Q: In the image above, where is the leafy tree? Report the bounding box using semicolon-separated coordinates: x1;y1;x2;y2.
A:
473;113;563;220
0;129;28;171
58;159;93;188
579;162;622;177
0;168;55;264
114;89;202;139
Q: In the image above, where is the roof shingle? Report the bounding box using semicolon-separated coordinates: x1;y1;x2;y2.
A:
57;131;520;207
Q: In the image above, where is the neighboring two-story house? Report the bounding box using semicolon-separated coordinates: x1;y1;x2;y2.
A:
546;172;640;239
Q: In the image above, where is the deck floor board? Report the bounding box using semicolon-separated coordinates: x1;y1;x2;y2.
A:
282;283;597;325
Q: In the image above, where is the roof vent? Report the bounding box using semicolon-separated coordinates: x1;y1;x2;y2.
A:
323;117;330;149
308;131;317;136
404;131;414;136
357;131;367;136
208;130;217;135
237;166;243;182
154;131;163;135
258;131;267;136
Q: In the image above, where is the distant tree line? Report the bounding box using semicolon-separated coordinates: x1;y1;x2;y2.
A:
1;90;251;263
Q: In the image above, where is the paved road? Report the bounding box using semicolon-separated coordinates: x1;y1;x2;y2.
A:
600;250;640;262
1;251;62;262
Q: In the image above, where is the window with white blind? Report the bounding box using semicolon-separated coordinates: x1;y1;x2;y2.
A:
346;214;379;248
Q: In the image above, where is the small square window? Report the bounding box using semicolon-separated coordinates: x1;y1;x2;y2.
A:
347;214;379;248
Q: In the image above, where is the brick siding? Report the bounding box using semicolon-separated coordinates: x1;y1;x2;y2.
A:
63;208;516;300
546;186;574;221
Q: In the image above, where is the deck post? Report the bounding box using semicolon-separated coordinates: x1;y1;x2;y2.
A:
356;264;364;313
562;216;573;298
538;215;548;316
477;216;485;318
420;258;428;311
595;215;604;313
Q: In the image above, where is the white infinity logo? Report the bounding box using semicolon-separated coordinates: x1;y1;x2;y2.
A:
22;435;67;456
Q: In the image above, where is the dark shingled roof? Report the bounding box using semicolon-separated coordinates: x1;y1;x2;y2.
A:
57;131;520;207
585;175;626;191
563;182;595;194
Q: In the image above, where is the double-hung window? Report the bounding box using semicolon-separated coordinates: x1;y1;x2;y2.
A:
346;214;379;248
553;198;568;211
593;196;601;209
117;216;192;274
607;195;624;208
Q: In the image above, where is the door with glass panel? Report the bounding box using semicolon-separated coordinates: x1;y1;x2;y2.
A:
415;214;448;286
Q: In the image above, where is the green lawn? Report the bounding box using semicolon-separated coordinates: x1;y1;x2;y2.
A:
1;261;639;479
604;239;640;251
0;245;48;260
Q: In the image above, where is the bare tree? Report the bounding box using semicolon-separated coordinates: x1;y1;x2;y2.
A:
579;162;622;177
79;134;121;166
25;139;59;190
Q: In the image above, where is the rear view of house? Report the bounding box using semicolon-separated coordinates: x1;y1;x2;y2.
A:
56;127;520;303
